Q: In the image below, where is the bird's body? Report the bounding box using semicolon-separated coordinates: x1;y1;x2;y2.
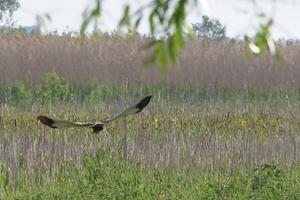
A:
37;96;152;133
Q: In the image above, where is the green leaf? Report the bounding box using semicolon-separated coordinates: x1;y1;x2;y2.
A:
119;5;131;27
134;16;142;30
80;0;102;36
168;31;184;63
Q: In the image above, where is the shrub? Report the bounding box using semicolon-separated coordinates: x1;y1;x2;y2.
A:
41;72;71;105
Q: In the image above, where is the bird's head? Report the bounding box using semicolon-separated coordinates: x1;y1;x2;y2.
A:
91;123;104;134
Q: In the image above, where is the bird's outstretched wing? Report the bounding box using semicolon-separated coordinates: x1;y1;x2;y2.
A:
37;115;93;129
103;96;152;124
37;96;152;132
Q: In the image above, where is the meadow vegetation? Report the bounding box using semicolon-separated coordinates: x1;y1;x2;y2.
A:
1;33;300;199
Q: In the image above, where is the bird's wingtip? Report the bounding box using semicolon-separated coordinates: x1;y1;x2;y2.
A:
135;95;152;112
145;95;152;100
37;115;56;128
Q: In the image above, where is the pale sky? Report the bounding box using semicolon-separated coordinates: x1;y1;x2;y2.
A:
13;0;300;39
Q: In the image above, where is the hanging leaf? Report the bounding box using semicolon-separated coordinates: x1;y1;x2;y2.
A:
80;0;102;36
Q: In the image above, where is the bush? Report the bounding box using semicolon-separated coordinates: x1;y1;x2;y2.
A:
41;72;71;105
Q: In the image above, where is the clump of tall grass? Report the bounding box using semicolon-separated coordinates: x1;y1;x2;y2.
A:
8;150;300;199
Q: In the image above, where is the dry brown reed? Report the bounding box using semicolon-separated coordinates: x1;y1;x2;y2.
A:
0;32;300;88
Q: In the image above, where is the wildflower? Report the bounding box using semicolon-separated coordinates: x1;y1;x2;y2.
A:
240;119;247;128
154;117;159;129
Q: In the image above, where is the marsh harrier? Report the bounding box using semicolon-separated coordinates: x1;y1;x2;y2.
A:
37;96;152;133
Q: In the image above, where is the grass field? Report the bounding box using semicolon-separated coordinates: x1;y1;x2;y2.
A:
1;33;300;199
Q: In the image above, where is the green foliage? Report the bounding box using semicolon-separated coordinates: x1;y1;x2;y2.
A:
246;17;277;56
74;150;147;199
0;82;30;106
9;82;30;106
0;75;125;107
3;76;300;112
41;72;71;105
248;164;289;199
7;150;300;199
0;0;20;24
0;73;71;108
80;0;102;36
80;0;278;70
192;15;226;39
109;0;188;71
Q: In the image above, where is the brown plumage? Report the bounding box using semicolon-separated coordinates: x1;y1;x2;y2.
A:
37;96;152;133
37;115;56;128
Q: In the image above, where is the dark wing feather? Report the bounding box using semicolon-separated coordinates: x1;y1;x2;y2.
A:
103;96;152;124
37;115;94;129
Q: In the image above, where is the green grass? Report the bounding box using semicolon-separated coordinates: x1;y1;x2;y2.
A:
2;72;300;112
8;150;300;200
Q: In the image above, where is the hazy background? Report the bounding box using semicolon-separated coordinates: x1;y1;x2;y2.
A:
13;0;300;39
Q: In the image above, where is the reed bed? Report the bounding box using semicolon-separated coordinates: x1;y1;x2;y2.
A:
1;99;300;193
0;32;300;88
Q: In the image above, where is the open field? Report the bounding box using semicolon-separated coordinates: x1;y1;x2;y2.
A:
1;33;300;199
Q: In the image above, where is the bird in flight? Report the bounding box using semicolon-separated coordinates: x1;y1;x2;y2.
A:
37;96;152;133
